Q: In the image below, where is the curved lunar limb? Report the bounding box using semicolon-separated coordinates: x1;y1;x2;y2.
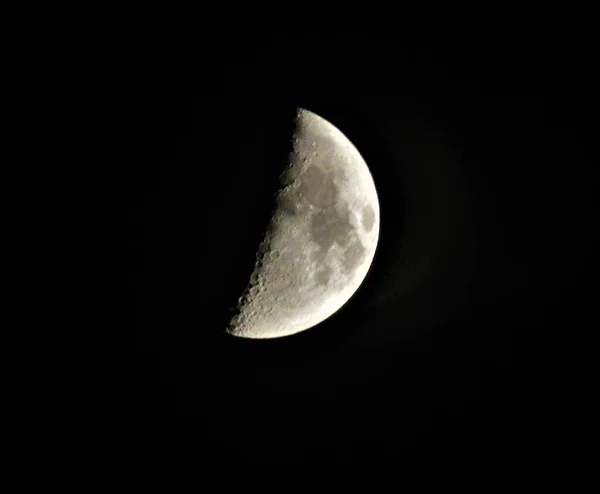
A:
227;108;380;339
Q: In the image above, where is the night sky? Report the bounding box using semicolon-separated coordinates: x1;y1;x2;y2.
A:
128;33;596;463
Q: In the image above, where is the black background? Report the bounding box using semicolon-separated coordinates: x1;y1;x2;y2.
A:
128;33;596;463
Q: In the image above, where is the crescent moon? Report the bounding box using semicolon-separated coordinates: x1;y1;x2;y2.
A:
227;108;380;339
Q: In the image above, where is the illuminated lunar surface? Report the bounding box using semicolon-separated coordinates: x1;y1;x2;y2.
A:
227;108;380;339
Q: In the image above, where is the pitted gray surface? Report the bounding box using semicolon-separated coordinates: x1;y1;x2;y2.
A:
227;109;380;339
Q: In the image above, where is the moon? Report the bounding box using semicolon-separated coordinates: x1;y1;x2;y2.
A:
227;108;380;339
